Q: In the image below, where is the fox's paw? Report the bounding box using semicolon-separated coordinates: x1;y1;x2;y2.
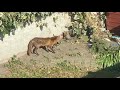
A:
36;53;39;56
52;51;55;53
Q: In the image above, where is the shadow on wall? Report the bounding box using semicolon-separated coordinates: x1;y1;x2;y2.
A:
109;25;120;36
82;62;120;78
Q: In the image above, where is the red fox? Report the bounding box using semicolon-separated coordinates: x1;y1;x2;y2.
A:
27;31;71;56
27;35;62;56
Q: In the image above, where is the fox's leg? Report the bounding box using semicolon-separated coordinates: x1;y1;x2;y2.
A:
33;45;38;54
34;47;39;55
41;46;50;52
44;46;50;52
49;46;55;53
33;47;36;54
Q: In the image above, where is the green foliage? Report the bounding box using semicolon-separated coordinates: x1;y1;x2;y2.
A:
68;12;105;39
91;38;107;54
97;50;120;69
91;38;120;69
68;12;86;38
0;12;105;41
0;12;54;40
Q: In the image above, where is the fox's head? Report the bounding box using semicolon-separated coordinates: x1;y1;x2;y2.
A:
58;33;64;40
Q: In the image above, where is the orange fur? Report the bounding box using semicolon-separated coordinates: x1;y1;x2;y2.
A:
27;33;63;56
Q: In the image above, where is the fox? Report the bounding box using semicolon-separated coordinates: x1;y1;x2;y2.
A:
27;31;71;56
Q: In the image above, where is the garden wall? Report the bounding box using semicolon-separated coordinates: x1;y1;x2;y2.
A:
0;12;71;64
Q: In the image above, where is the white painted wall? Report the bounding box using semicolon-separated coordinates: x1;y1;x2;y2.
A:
0;12;71;64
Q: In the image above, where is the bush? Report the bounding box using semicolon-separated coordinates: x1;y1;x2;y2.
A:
91;38;120;69
0;12;54;40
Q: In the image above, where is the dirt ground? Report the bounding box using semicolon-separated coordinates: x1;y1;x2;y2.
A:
0;38;98;77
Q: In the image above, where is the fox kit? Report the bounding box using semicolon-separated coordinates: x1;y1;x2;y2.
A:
27;33;64;56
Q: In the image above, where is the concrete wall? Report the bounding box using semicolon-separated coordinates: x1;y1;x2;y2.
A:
0;12;71;64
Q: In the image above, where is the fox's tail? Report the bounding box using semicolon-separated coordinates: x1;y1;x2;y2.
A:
27;41;33;56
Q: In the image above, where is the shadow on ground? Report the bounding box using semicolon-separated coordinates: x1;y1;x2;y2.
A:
83;62;120;78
